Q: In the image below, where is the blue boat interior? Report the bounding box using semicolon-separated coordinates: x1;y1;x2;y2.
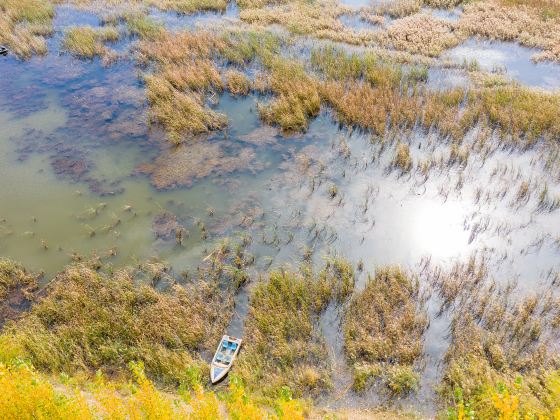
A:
215;339;238;366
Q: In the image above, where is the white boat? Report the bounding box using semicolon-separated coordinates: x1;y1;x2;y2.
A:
210;335;242;384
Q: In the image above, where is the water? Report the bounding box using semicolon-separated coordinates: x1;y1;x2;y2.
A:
338;13;382;31
424;6;462;22
0;3;559;415
339;0;373;8
444;38;560;90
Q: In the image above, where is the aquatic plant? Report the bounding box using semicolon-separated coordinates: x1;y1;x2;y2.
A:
259;59;321;132
0;0;54;58
136;141;257;189
423;256;560;415
225;69;251;96
458;1;560;62
393;142;413;172
343;266;427;394
155;0;227;13
137;28;281;140
0;258;38;301
237;258;354;398
63;26;120;58
125;14;164;40
0;256;244;385
144;74;227;143
371;0;422;18
377;13;464;57
501;0;560;19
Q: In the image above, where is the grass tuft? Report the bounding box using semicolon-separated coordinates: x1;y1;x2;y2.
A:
0;0;54;58
63;26;119;58
225;69;251;96
343;266;427;394
237;258;354;398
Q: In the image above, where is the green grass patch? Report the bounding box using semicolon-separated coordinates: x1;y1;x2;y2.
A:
63;26;120;58
126;14;164;40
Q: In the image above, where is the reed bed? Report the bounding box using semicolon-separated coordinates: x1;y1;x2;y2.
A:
144;73;227;143
152;0;227;13
377;13;464;57
239;0;344;35
0;0;54;58
313;46;560;146
125;13;164;40
63;26;120;58
343;266;428;394
239;0;374;45
500;0;560;19
0;239;252;385
458;1;560;62
424;256;560;417
138;28;560;144
259;59;321;132
237;258;354;398
137;29;281;141
371;0;422;18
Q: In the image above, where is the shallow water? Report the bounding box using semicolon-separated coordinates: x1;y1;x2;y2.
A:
0;3;559;415
444;38;560;90
423;6;462;21
338;13;382;31
339;0;373;8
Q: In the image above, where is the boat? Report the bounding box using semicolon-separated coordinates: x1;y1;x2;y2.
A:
0;46;7;56
210;334;242;384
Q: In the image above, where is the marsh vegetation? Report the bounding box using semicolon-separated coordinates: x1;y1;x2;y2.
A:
1;0;560;418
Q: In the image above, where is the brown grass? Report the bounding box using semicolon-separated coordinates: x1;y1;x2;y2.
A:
423;256;560;413
239;0;374;45
458;1;560;62
393;143;412;172
0;0;54;58
63;26;120;58
153;0;227;13
144;73;226;143
343;266;427;394
225;69;251;95
259;59;321;132
377;13;464;57
137;29;281;141
372;0;421;18
237;258;354;398
0;240;252;385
